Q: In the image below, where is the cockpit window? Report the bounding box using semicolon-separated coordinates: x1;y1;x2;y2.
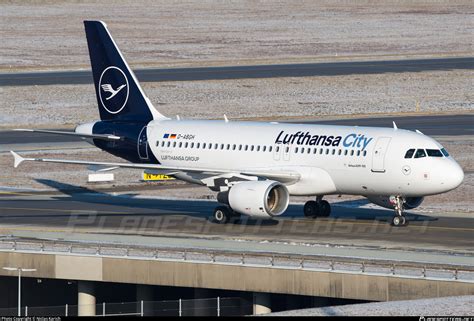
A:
404;149;415;158
441;148;449;157
414;149;426;158
426;149;443;157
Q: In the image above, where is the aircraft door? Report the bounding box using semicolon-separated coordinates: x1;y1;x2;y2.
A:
273;144;281;161
371;137;391;172
137;126;149;160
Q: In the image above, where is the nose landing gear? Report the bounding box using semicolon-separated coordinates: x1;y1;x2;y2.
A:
391;195;408;227
304;196;331;218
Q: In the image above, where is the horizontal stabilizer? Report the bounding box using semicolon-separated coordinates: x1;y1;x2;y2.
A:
11;151;25;168
14;128;122;141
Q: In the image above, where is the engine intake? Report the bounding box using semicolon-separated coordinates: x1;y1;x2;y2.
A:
217;180;289;218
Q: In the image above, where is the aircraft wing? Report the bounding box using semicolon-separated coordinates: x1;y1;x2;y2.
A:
14;129;122;141
10;151;300;184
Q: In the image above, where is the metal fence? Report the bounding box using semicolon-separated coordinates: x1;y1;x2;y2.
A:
0;239;473;282
0;297;252;317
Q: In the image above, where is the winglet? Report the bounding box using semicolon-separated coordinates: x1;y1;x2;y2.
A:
10;151;25;168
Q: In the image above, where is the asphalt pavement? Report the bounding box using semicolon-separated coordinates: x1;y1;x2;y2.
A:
1;57;472;86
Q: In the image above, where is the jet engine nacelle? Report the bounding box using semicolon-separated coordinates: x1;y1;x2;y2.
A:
217;180;289;218
366;195;424;210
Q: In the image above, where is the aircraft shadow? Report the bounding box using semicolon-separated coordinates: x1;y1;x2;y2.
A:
13;179;436;225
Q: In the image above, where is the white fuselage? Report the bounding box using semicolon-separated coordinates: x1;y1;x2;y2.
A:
146;119;464;198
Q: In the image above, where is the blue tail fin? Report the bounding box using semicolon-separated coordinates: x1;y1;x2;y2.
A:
84;20;167;122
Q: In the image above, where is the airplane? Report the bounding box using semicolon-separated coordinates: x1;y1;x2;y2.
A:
10;20;464;227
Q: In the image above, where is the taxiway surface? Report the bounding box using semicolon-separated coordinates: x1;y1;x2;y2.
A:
0;191;472;255
1;57;472;87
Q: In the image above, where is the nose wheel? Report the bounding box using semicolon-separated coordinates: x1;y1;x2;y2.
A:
391;215;407;226
391;195;408;227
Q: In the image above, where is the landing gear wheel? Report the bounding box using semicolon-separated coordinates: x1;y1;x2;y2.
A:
400;215;408;226
304;201;319;218
392;215;407;227
213;206;231;224
320;200;331;217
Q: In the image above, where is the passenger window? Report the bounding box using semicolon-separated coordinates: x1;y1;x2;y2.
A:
262;146;266;152
285;146;289;153
333;149;336;155
301;147;305;154
338;149;342;155
257;146;260;152
239;145;242;151
214;143;219;149
173;141;176;147
427;149;443;157
404;149;415;158
190;142;194;148
167;141;171;147
350;150;354;156
295;147;299;153
414;149;426;158
344;150;348;156
226;144;230;150
156;141;159;147
178;142;182;148
269;146;272;152
161;141;165;147
308;148;311;154
250;145;254;151
197;143;200;149
326;149;330;155
319;149;323;155
275;146;279;152
232;144;236;150
441;148;449;157
245;145;249;151
363;150;367;157
202;143;206;149
220;144;224;150
313;148;317;154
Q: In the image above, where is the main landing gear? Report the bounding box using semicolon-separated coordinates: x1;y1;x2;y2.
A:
213;206;241;224
304;196;331;218
391;195;408;227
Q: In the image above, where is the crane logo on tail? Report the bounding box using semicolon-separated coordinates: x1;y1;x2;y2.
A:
98;66;129;114
101;84;127;100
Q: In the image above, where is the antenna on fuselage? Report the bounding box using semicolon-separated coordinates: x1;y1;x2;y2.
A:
392;121;398;130
416;129;424;134
224;114;229;123
176;115;181;121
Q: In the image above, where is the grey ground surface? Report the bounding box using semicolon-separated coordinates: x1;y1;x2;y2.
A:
1;1;472;71
269;295;474;316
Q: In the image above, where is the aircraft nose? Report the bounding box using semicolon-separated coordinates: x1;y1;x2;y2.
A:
444;161;464;190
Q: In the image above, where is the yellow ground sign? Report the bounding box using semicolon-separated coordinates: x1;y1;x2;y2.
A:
143;172;175;181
